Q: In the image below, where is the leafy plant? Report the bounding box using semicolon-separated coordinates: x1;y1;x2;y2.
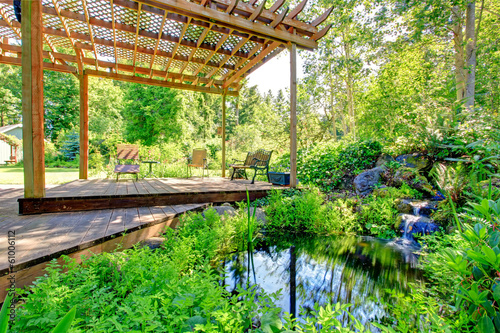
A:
359;194;399;239
281;140;382;192
441;196;500;332
1;292;76;333
431;163;469;203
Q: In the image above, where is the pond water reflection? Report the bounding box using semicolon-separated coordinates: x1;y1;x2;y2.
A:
224;236;422;325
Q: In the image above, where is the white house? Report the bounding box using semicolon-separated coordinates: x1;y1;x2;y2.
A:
0;124;22;165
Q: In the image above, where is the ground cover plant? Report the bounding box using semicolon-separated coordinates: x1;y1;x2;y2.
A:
0;166;78;185
8;205;369;332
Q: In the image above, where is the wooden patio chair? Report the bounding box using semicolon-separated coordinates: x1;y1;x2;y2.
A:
188;149;208;178
114;144;140;181
229;149;273;184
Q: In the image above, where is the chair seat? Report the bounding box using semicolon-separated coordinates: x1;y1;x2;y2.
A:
114;164;140;173
188;163;205;168
229;164;251;169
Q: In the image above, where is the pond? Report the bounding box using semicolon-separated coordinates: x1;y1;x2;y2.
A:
224;235;423;325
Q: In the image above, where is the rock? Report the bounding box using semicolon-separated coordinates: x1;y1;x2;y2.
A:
390;167;433;195
398;214;439;241
353;167;384;196
410;174;434;194
410;201;439;217
376;153;395;167
221;202;232;207
203;206;236;219
248;207;267;223
139;237;165;250
395;153;432;171
395;199;412;214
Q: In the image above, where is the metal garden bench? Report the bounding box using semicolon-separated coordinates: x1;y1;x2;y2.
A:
229;149;273;184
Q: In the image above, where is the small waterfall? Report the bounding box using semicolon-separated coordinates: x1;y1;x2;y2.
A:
401;216;415;240
412;205;420;217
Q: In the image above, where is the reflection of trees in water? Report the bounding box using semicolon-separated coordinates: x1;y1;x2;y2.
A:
225;235;422;324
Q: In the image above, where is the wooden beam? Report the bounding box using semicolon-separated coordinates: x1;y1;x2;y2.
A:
290;43;297;188
193;29;231;77
81;0;99;70
110;0;119;73
312;24;332;41
311;6;334;27
149;11;168;77
220;41;263;81
115;0;270;44
141;0;317;49
241;46;284;78
86;69;239;96
164;17;191;80
18;189;270;215
270;7;288;28
39;4;267;58
0;52;78;73
79;74;89;180
287;0;307;20
21;0;45;198
51;0;83;72
209;0;315;34
248;0;267;22
269;0;285;13
132;3;143;75
222;41;281;88
204;35;249;79
222;90;227;177
225;0;239;14
0;5;20;38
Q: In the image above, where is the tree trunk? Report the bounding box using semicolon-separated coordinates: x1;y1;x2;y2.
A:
465;1;476;109
452;6;466;105
341;110;348;136
342;25;356;139
329;75;337;141
235;98;240;126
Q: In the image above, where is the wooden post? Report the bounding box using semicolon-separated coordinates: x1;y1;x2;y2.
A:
22;0;45;198
290;43;297;188
221;90;227;178
79;73;89;179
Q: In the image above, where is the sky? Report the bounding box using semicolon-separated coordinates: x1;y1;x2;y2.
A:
246;51;305;96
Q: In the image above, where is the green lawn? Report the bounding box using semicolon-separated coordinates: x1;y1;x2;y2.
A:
0;166;79;185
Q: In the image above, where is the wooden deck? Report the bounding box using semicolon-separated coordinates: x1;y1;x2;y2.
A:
19;177;279;214
1;177;280;300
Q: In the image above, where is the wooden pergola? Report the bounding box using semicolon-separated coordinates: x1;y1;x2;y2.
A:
0;0;331;198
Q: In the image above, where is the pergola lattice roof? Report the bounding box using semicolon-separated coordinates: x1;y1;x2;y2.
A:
0;0;332;95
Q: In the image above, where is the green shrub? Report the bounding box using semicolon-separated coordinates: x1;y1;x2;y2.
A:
360;185;429;238
264;189;362;235
281;139;382;192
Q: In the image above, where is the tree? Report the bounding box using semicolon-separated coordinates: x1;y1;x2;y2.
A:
122;83;182;145
0;65;22;125
43;71;80;142
0;87;20;126
391;0;483;109
88;77;124;137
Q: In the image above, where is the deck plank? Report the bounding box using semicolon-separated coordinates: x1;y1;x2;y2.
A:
133;180;149;194
81;209;114;243
124;207;142;230
138;206;155;224
105;208;127;236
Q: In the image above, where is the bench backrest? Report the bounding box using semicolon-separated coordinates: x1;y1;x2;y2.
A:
247;149;272;167
117;144;139;162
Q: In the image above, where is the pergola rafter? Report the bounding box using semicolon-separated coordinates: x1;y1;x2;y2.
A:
0;0;332;198
0;0;331;94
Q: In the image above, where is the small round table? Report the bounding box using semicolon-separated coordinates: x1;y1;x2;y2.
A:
141;161;160;178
